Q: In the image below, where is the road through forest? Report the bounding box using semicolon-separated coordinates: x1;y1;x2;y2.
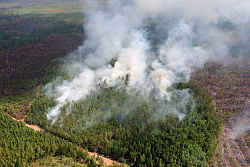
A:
10;86;124;166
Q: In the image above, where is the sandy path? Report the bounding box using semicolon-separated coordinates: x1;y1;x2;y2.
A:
11;114;127;166
10;85;126;166
11;115;123;166
11;115;42;131
89;152;120;166
10;85;44;131
11;111;122;165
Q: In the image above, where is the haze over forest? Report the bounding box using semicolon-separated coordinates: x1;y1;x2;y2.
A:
0;0;249;166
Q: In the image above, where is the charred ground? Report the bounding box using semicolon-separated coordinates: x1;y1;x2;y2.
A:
193;61;250;167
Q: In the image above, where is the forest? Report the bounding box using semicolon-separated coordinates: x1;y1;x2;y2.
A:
0;108;105;166
0;0;84;119
26;64;224;166
0;0;249;167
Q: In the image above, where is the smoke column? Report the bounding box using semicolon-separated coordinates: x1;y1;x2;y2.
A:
45;0;250;123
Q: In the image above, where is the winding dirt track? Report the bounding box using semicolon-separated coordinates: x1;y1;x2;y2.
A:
89;152;117;166
11;86;42;131
11;115;123;166
10;85;124;166
11;116;42;131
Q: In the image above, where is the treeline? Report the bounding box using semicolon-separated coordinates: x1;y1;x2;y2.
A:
0;109;107;167
0;13;83;51
27;69;223;166
0;0;82;3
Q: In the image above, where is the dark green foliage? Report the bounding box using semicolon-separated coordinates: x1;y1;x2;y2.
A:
27;77;223;166
0;109;97;166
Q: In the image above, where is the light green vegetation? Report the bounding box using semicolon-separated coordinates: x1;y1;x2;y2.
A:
2;3;85;24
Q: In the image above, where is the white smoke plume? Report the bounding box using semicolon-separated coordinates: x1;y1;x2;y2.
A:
45;0;250;123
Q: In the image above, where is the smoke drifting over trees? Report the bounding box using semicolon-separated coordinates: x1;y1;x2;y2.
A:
45;0;250;123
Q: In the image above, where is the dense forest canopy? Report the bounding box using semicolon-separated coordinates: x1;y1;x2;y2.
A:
0;0;249;166
0;108;102;167
27;65;223;166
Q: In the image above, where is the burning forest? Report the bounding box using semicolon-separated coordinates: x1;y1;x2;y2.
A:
1;0;249;166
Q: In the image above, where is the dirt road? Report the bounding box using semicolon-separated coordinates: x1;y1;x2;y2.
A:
10;85;126;166
10;115;124;166
11;115;42;131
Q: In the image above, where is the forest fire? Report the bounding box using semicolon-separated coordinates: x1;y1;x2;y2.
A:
2;0;248;166
45;0;250;124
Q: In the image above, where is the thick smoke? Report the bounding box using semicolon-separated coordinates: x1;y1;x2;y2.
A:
45;0;250;123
